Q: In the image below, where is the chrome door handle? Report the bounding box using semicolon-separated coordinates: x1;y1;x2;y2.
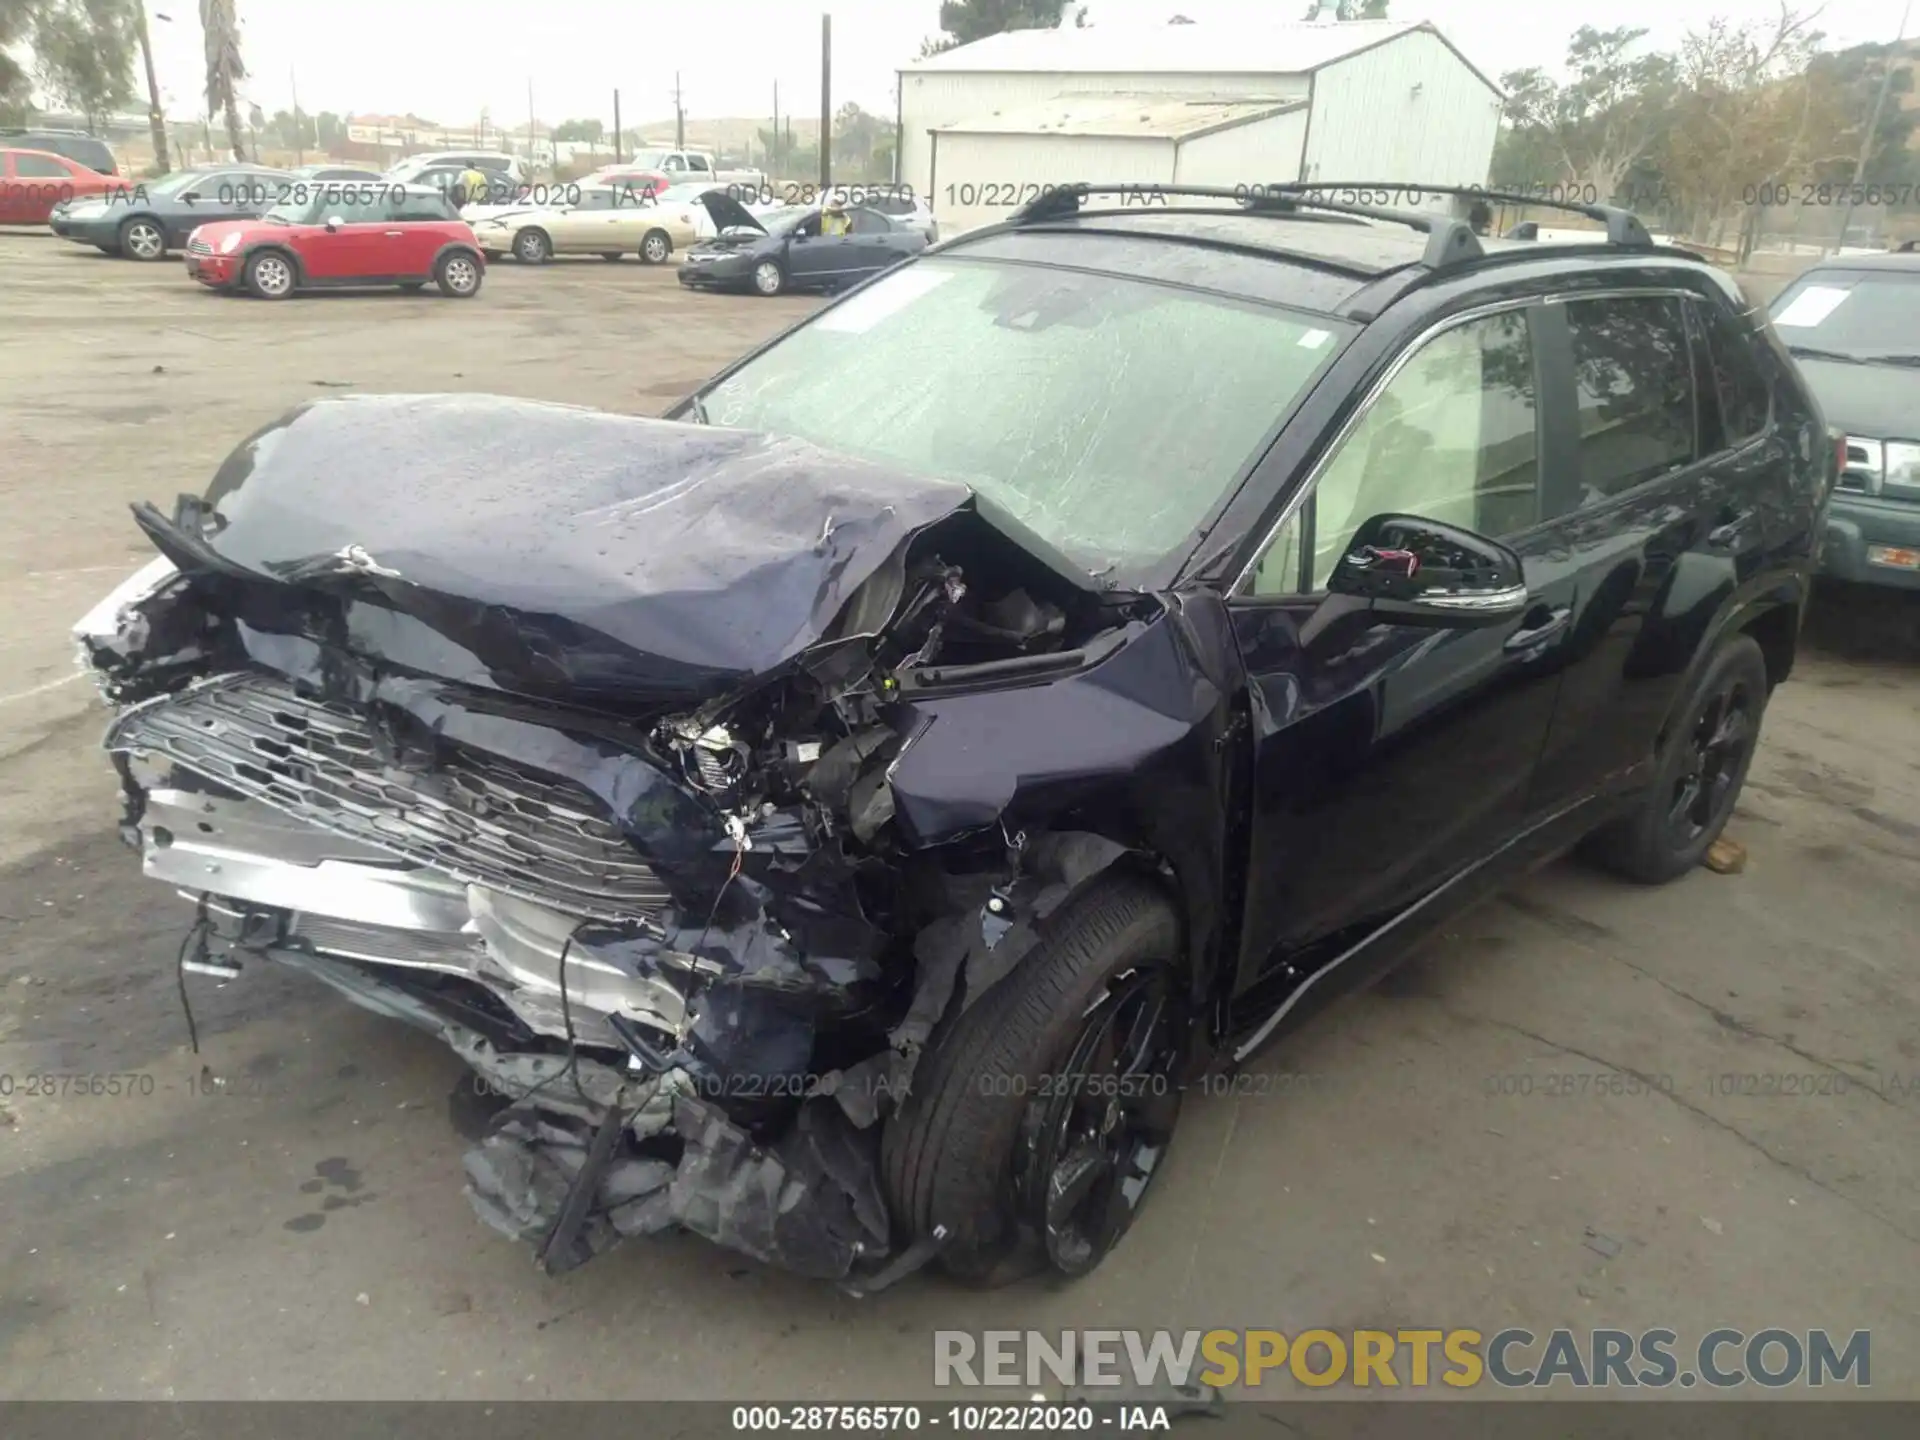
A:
1504;605;1572;652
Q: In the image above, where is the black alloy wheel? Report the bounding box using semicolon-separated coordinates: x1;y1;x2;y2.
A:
1015;965;1185;1276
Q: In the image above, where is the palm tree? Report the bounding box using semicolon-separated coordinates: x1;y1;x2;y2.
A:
199;0;246;160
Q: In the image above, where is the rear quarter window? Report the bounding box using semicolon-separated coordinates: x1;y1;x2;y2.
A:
1696;301;1772;446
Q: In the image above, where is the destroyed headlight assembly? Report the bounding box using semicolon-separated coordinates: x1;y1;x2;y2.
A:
71;556;182;693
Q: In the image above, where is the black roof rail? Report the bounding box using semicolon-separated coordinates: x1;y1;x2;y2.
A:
1007;182;1483;270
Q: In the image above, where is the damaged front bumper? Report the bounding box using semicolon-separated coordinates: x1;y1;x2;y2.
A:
102;666;907;1281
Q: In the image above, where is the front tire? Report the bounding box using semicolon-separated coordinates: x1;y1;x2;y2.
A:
435;251;482;298
881;875;1187;1281
1582;633;1769;884
513;228;551;263
640;229;672;264
120;216;166;261
243;249;296;299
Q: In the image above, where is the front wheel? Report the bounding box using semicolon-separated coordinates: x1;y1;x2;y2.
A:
1581;633;1769;884
119;216;167;261
881;875;1187;1281
751;258;785;295
243;249;296;299
435;251;482;298
513;228;551;263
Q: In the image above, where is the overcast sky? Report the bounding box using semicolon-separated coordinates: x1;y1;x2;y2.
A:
132;0;1914;129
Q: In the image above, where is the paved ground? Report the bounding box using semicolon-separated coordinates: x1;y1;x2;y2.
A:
3;232;1919;1402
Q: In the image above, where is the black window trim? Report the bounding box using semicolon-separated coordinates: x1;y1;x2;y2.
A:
1230;292;1553;599
1686;293;1775;458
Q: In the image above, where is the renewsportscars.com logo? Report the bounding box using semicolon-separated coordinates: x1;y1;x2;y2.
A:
933;1328;1871;1390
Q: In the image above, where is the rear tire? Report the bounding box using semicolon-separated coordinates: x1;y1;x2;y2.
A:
881;875;1187;1282
435;251;482;298
640;229;672;264
1581;634;1769;884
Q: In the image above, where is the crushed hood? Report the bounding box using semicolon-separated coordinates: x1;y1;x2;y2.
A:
132;393;976;706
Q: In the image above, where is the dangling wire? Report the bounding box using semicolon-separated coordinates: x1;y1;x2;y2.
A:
174;895;210;1056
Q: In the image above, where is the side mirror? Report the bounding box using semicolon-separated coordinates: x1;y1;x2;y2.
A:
1326;513;1528;628
324;215;344;231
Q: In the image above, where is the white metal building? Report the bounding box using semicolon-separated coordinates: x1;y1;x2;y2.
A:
898;18;1503;234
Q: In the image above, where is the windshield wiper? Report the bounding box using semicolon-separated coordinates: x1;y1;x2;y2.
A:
688;395;709;425
1785;345;1867;365
1864;353;1920;367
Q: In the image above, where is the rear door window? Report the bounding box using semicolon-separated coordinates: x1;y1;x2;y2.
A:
1562;295;1698;504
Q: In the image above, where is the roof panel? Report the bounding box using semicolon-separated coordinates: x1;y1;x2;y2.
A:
907;18;1417;75
931;95;1307;140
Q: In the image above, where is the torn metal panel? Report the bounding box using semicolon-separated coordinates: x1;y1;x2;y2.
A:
668;1094;891;1280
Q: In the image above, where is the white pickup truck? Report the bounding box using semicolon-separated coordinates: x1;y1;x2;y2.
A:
593;148;764;197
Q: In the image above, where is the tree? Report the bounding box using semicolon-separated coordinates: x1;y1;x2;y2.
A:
314;110;345;148
267;107;314;150
1657;7;1833;247
199;0;247;161
552;117;604;143
2;0;43;122
922;0;1070;54
1491;27;1678;206
833;100;887;176
28;0;135;133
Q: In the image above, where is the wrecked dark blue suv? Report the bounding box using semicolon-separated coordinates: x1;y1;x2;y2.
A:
74;185;1832;1288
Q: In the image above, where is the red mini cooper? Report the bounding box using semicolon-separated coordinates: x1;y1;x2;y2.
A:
185;181;485;299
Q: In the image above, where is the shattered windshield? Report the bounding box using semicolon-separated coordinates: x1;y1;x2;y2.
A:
699;257;1351;578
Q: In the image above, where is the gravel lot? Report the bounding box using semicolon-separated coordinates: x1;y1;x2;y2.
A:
3;231;1919;1402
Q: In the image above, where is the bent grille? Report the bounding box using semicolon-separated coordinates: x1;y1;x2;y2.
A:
107;672;673;923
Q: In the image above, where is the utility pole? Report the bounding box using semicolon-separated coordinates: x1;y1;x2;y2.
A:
820;13;832;191
613;89;622;163
772;82;780;172
675;72;686;149
134;4;171;172
527;79;536;175
290;67;303;165
1832;0;1912;256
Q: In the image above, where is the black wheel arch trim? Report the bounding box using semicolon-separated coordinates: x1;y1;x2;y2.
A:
1655;574;1805;751
432;240;484;272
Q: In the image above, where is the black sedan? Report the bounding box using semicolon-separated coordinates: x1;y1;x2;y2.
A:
678;192;928;296
50;163;292;259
